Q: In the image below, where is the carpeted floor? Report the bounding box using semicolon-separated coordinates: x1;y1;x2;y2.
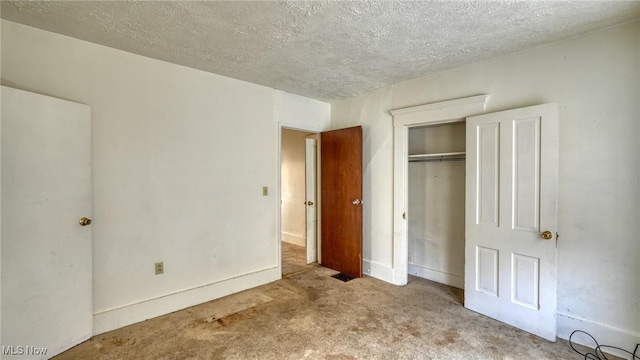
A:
53;266;600;360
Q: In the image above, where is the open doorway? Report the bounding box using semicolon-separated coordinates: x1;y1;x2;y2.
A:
280;128;318;276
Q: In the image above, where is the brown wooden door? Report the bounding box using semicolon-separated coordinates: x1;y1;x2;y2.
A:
320;126;363;278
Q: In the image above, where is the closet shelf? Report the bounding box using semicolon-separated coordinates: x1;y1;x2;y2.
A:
408;151;466;162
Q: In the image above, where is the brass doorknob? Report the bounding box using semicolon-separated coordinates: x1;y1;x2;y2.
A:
79;217;92;226
540;231;553;240
306;201;314;206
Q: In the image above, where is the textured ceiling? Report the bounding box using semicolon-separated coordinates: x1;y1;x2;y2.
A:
2;1;639;101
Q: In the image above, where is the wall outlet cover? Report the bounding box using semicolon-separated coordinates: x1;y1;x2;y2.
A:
155;262;164;275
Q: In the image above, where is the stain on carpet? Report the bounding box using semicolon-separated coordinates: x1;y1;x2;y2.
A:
434;328;460;346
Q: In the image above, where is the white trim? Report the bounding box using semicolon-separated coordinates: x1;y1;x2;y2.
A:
279;121;323;133
392;123;409;285
390;95;490;118
392;95;490;127
390;95;489;286
407;264;464;289
281;231;306;247
363;259;394;284
93;266;280;335
557;311;640;358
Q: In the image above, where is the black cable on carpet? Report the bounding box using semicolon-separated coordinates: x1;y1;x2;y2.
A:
569;330;639;360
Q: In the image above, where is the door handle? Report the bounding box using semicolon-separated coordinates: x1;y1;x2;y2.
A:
306;201;314;206
79;217;92;226
352;199;362;205
540;231;553;240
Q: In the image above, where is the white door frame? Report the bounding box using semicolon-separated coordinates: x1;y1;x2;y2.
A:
277;122;321;276
389;95;489;285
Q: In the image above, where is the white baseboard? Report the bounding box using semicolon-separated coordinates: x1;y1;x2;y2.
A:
363;259;395;284
93;266;280;335
408;263;464;289
281;231;305;247
557;312;640;358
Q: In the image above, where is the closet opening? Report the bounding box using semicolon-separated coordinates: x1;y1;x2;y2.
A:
407;121;466;291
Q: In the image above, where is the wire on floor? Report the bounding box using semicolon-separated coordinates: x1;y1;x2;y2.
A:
569;330;640;360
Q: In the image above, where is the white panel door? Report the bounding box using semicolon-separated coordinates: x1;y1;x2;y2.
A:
305;138;317;264
1;86;92;358
465;104;558;341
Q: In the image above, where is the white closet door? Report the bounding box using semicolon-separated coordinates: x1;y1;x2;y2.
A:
465;104;558;341
2;86;93;358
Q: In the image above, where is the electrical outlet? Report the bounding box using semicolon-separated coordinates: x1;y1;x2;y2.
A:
155;262;164;275
263;186;268;196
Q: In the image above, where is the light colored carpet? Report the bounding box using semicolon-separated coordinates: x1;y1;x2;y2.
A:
54;267;598;359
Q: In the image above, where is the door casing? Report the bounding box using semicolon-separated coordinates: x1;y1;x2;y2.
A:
390;95;489;285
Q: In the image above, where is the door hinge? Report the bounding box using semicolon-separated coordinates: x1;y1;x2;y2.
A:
402;212;407;220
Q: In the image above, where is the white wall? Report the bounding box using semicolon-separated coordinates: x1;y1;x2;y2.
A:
0;20;330;334
275;91;331;132
332;21;640;350
281;129;313;246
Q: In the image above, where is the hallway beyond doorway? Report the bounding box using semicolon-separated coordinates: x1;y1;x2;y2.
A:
281;242;316;276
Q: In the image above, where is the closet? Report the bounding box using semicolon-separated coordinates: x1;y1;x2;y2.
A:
407;121;466;289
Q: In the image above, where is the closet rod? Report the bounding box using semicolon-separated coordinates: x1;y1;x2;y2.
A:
408;157;465;163
408;151;466;163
